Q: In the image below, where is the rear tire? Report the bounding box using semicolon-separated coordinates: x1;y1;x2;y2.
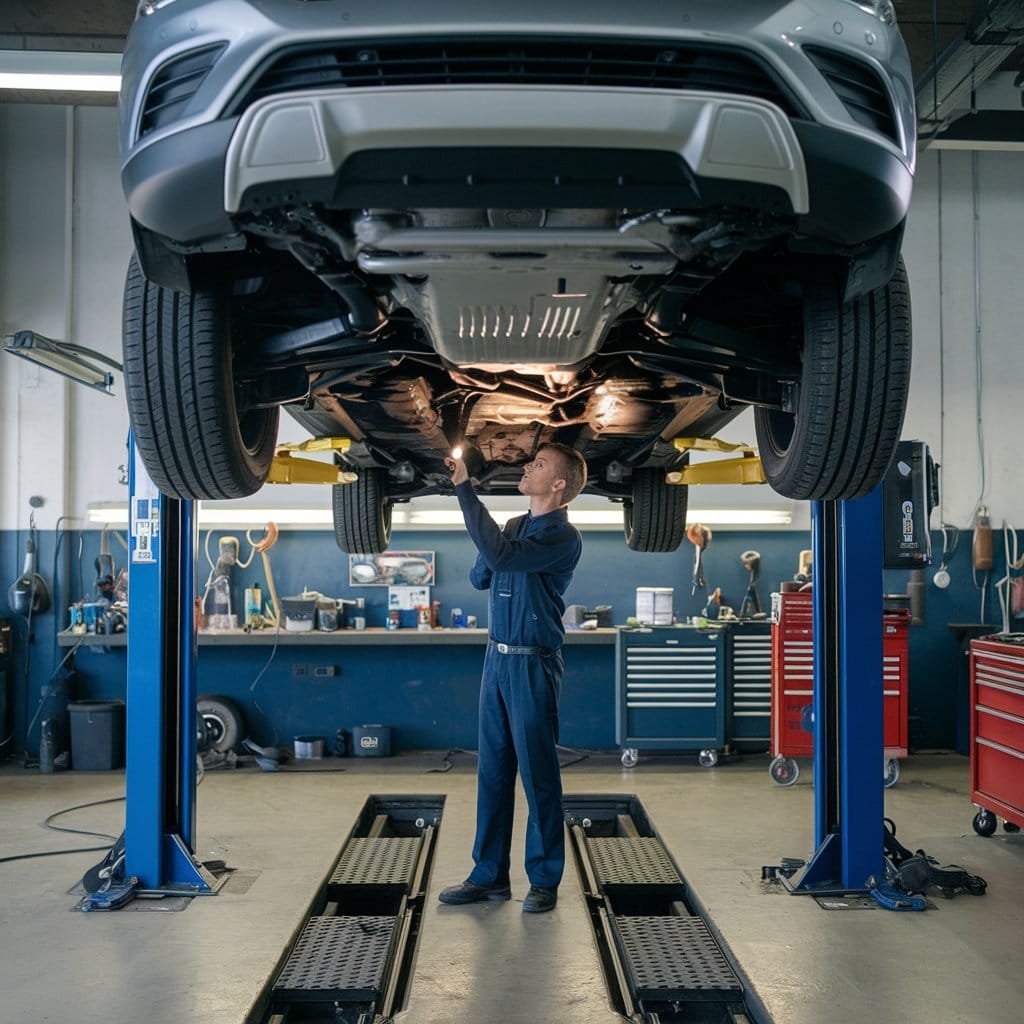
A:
624;469;688;552
754;257;911;500
122;254;279;499
333;469;393;553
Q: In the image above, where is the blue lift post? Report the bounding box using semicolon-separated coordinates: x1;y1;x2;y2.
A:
124;438;218;894
783;490;886;894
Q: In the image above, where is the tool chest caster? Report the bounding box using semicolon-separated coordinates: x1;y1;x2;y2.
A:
769;754;800;786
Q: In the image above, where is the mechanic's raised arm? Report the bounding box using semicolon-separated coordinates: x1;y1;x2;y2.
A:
455;481;579;574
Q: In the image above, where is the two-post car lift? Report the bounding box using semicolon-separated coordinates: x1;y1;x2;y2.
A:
118;437;888;896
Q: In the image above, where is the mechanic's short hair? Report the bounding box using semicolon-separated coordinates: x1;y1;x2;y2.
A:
539;443;588;503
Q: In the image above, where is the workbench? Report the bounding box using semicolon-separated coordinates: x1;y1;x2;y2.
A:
58;627;619;751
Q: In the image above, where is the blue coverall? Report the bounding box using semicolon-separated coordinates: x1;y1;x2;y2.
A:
455;480;583;891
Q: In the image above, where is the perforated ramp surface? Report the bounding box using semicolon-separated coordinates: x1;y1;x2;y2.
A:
587;837;682;887
614;916;742;1002
273;916;396;1001
329;837;421;888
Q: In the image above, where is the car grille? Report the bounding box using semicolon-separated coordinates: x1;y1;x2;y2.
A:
803;46;897;144
234;37;801;117
139;42;227;138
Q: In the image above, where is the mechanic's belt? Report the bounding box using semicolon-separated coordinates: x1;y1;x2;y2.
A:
488;638;555;656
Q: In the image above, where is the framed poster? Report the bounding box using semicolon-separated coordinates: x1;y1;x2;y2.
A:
349;551;436;587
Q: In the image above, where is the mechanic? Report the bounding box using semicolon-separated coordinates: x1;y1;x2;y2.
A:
438;444;586;914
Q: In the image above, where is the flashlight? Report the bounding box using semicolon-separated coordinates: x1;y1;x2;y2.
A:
449;444;486;478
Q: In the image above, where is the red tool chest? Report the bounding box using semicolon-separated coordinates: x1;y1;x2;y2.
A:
767;591;909;787
969;635;1024;833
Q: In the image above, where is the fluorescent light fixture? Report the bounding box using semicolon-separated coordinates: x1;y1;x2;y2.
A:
0;50;122;93
4;331;122;394
88;505;334;527
689;509;793;526
89;502;792;529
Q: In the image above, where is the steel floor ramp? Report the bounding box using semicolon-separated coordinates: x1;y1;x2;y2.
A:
328;836;422;893
566;794;763;1024
588;836;683;887
253;795;443;1024
613;916;743;1003
273;916;397;1003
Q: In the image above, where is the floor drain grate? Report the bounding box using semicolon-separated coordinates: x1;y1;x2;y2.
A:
329;837;421;888
588;838;682;886
273;916;396;1000
613;916;742;1001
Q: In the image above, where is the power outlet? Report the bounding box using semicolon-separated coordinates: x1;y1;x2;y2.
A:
292;664;339;678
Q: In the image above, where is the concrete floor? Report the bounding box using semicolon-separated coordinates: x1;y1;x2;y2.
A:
2;752;1022;1024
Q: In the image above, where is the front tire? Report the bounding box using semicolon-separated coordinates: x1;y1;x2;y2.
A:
122;255;278;499
755;257;911;500
333;469;393;554
624;469;688;552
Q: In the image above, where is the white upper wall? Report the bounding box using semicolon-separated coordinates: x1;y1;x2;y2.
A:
1;102;1021;530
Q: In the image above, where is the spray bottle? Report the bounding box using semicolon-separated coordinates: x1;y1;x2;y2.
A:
244;582;263;629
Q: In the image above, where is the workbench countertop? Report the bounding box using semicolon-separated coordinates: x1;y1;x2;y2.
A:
57;627;620;648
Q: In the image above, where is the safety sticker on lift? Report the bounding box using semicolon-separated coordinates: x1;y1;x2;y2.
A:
130;448;160;564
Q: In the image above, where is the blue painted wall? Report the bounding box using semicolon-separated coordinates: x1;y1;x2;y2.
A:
1;525;1019;758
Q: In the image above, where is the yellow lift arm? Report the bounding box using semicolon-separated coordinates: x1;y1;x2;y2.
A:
266;434;762;487
667;437;766;486
267;436;359;485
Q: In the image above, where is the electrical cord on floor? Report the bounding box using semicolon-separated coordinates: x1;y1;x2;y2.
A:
426;748;478;773
44;796;124;841
557;744;591;769
0;795;124;866
0;844;111;865
248;618;281;746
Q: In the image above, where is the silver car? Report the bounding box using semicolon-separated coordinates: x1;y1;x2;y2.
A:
119;0;914;552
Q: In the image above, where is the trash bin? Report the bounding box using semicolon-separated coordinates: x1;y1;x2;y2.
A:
68;700;125;770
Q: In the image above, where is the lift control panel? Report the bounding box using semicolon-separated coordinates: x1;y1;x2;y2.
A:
882;440;938;569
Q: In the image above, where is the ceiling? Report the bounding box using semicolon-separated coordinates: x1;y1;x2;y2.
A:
1;1;1022;141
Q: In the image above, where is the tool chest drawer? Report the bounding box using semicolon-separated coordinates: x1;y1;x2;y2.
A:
970;635;1024;827
727;621;771;752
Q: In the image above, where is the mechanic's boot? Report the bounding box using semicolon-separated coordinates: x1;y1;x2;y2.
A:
522;885;558;913
438;879;512;905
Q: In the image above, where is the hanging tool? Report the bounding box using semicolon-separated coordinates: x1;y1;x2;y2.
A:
973;507;993;571
247;523;281;627
686;522;712;595
739;549;763;618
996;521;1024;632
932;524;959;589
973;507;993;623
7;501;50;616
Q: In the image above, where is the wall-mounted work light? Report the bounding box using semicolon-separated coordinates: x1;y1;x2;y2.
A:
4;331;122;395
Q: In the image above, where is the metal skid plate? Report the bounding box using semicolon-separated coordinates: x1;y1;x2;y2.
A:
613;916;742;1002
273;916;396;1002
329;837;421;890
587;838;683;887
